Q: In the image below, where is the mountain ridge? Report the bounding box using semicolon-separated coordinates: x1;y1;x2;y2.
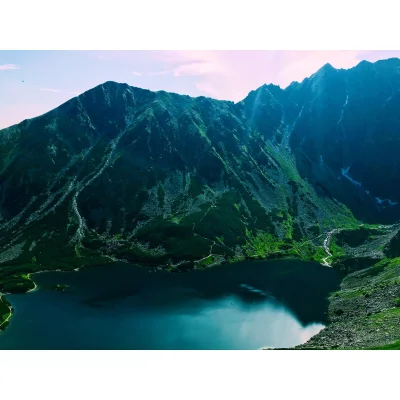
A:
1;58;400;348
0;71;359;286
6;57;400;132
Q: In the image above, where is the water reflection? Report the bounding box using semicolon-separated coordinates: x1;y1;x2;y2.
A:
0;260;340;350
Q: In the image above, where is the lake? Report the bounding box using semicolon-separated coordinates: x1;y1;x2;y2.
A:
0;259;341;350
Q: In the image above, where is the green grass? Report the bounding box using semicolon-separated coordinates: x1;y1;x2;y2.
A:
330;237;345;259
0;296;12;328
353;257;400;281
196;255;214;267
170;216;182;224
368;308;400;320
375;257;400;268
243;231;284;258
283;213;294;240
290;240;326;263
367;339;400;350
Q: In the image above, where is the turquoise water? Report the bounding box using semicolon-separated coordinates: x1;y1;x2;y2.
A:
0;259;341;350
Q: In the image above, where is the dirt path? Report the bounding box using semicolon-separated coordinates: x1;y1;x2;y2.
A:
321;229;340;267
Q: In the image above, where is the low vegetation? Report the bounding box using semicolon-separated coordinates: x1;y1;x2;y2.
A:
0;296;12;331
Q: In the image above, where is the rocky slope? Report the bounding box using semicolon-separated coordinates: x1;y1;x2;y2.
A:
294;224;400;349
0;80;357;293
1;58;400;348
286;58;400;223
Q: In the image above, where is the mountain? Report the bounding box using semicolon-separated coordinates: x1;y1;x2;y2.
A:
286;58;400;223
0;59;400;302
0;81;355;292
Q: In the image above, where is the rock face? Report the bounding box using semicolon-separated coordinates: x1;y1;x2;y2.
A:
290;222;400;349
1;58;400;295
286;59;400;223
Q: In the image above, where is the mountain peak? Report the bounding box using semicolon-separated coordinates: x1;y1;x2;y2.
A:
316;62;337;75
356;60;372;69
321;62;335;70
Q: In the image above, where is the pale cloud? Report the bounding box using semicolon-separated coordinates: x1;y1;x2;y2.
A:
149;50;400;102
134;68;174;77
150;51;271;100
40;88;80;96
155;50;228;75
174;61;221;77
151;51;265;100
88;50;400;102
195;81;219;97
40;88;62;93
0;64;19;71
147;70;171;76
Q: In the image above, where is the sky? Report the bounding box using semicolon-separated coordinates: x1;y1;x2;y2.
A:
1;50;400;129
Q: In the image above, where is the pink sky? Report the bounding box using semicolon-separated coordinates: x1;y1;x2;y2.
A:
149;50;400;100
1;50;400;129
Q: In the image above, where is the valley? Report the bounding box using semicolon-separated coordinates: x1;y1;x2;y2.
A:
1;58;400;349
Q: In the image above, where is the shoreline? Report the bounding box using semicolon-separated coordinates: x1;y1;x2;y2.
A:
0;267;82;331
26;267;82;293
0;295;13;330
0;258;337;347
0;236;339;337
0;254;334;336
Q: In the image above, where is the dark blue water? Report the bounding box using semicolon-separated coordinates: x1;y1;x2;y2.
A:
0;259;341;350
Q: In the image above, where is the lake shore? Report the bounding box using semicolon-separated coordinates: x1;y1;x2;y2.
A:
0;267;82;331
0;259;338;349
0;295;13;331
